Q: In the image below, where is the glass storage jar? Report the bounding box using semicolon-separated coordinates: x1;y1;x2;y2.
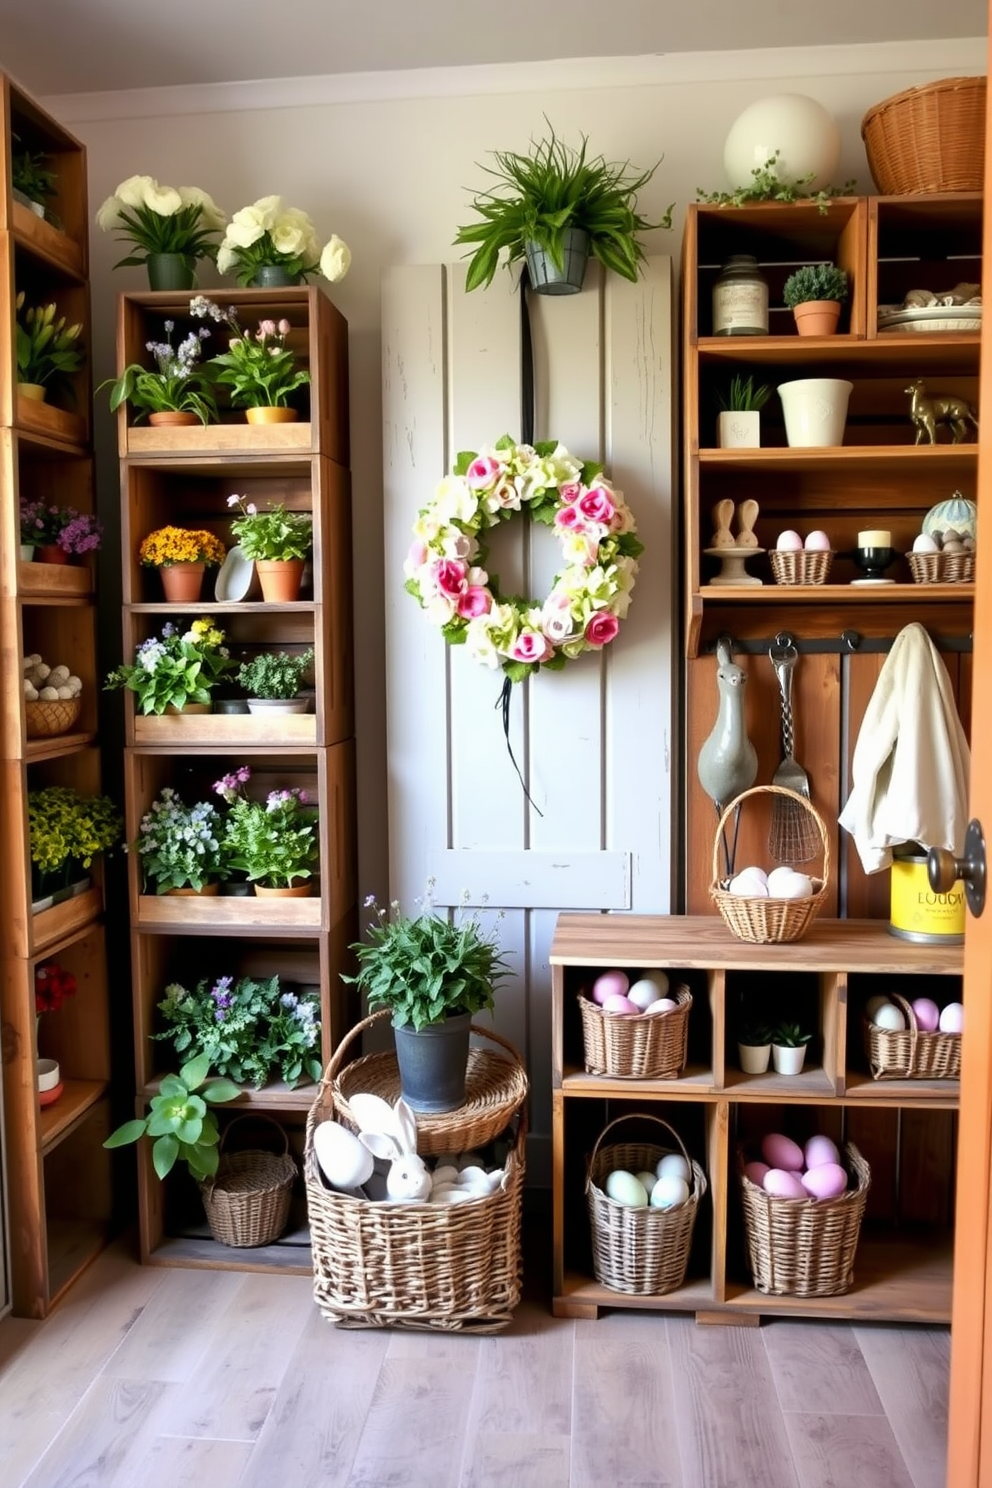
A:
712;255;769;336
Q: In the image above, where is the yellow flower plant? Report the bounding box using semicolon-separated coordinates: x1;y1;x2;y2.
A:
139;526;226;569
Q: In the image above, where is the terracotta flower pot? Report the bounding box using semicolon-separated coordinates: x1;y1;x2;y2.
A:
793;300;842;337
36;544;69;565
160;561;206;602
253;882;312;898
165;882;221;896
245;406;299;425
148;410;200;427
255;558;305;602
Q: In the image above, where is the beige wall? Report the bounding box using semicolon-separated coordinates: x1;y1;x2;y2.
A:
42;37;984;902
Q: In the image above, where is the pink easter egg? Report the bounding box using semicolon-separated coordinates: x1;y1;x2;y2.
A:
801;1163;848;1200
763;1168;808;1200
743;1161;770;1186
761;1132;805;1172
592;970;629;1004
911;997;940;1033
804;1135;840;1169
776;529;803;551
644;997;679;1015
804;530;831;551
602;993;639;1016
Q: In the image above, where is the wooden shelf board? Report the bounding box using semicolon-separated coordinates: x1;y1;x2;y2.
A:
695;581;973;606
132;713;317;746
697;334;980;370
843;1072;960;1105
47;1220;113;1305
129;601;317;615
125;423;315;458
561;1063;716;1097
32;887;102;954
25;729;98;762
136;894;323;934
696;445;976;474
141;1076;319;1111
146;1230;313;1275
18;561;93;598
555;1270;715;1317
723;1066;835;1100
724;1232;953;1324
11;200;85;278
16;396;87;450
40;1078;109;1152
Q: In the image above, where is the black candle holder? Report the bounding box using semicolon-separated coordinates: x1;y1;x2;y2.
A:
851;545;897;584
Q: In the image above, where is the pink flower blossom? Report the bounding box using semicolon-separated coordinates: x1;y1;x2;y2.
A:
584;611;620;648
430;558;468;598
508;630;553;664
559;482;581;502
457;585;492;619
554;501;585;532
406;538;428;569
465;455;502;489
577;485;616;526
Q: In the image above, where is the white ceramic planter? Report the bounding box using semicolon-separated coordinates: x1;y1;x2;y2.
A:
772;1044;807;1075
37;1057;60;1092
717;410;761;449
19;544;35;562
777;378;852;447
738;1042;771;1074
246;697;311;715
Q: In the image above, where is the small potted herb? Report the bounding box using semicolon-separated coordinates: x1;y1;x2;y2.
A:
716;374;772;449
771;1020;812;1075
100;320;217;427
214;767;319;897
11;138;58;218
105;618;235;715
238;648;314;715
737;1018;773;1075
134;786;226;895
15;293;84;405
226;494;313;602
190;296;310;420
782;263;849;337
154;975;322;1088
104;1052;240;1180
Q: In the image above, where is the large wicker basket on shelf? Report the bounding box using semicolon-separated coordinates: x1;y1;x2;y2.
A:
861;76;986;194
709;786;830;944
578;985;691;1079
586;1114;707;1296
864;992;961;1081
306;1013;528;1332
738;1142;870;1297
199;1115;298;1248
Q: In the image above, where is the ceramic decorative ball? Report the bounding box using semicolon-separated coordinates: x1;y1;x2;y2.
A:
723;94;841;190
922;493;977;541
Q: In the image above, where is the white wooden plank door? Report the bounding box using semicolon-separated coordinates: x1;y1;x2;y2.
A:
381;258;676;1178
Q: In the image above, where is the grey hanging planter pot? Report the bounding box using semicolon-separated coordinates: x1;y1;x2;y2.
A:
392;1011;472;1113
525;229;590;295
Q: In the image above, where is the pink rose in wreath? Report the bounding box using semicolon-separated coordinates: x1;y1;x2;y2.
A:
457;585;492;619
508;630;553;665
466;454;502;489
554;501;586;533
431;558;468;598
584;611;620;648
577;485;617;527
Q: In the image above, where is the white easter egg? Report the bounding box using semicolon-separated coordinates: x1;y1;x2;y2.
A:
606;1170;649;1207
644;997;679;1015
635;1170;658;1197
768;871;813;900
650;1174;690;1209
804;530;831;551
767;865;799;891
592;969;629;1004
913;532;940;554
723;94;841;191
602;993;640;1015
313;1120;375;1191
872;1002;907;1031
729;872;769;897
628;974;669;1010
656;1153;691;1183
776;529;804;551
865;995;890;1020
939;1001;964;1034
431;1165;459;1187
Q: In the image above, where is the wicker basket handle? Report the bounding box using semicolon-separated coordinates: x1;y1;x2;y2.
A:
872;991;919;1051
711;784;830;886
588;1113;695;1194
318;1007;524;1100
218;1113;290;1157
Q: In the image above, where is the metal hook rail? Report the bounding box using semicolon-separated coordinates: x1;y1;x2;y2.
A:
708;628;973;657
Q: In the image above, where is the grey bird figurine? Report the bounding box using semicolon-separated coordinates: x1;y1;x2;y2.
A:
696;639;758;876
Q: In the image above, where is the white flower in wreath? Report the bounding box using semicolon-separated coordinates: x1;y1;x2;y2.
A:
431;477;476;525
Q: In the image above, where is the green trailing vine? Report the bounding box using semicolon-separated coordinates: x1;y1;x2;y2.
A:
697;152;857;215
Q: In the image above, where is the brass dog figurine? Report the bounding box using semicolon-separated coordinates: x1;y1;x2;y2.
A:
906;377;979;444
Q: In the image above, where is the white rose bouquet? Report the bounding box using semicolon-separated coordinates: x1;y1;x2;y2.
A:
217;195;351;286
96;176;226;274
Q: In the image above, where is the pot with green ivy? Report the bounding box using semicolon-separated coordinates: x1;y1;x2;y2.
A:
344;889;513;1112
716;373;772;450
771;1020;812;1075
782;263;849;337
454;122;671;296
238;647;314;715
737;1018;773;1075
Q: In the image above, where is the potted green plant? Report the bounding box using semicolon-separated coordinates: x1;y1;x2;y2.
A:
344;888;513;1113
190;296;310;422
15;293;84;405
134;786;226;895
154;974;322;1088
214;767;319;897
771;1020;812;1075
95;176;226;289
11;138;57;219
737;1017;773;1075
100;320;218;427
27;786;122;910
216;195;351;287
103;1052;241;1180
104;618;235;715
782;263;849;336
716;373;772;449
226;494;313;602
238;648;314;715
454;123;671;295
697;151;856;213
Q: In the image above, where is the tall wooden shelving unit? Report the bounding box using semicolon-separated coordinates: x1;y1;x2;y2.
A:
113;285;357;1271
0;71;115;1318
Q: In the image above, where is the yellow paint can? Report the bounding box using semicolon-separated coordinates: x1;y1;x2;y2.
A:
889;852;965;943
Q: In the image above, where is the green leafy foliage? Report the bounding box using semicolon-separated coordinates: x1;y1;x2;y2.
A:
15;293;84;391
227;496;313;561
100;320;217;424
134;786;226;893
454;123;671;291
11;140;57;205
103;1052;241;1181
737;1019;773;1047
697;153;857;214
782;262;849;308
190;297;309;409
104;618;234;715
237;648;313;700
716;374;772;413
220;787;319;888
772;1020;812;1049
154;975;322;1088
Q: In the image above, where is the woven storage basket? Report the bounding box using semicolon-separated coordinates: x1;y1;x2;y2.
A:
199;1115;297;1247
710;786;830;944
768;549;833;586
306;1019;527;1332
330;1009;528;1156
578;985;692;1079
738;1142;870;1297
908;550;975;585
861;76;986;194
25;697;81;738
586;1115;707;1295
864;992;961;1080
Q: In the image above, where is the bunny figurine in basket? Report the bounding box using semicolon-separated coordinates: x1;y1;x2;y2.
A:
313;1093;432;1203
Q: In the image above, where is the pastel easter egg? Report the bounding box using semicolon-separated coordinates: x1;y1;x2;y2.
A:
872;1002;907;1031
767;870;813;900
911;997;940;1033
761;1132;805;1171
636;1170;658;1197
744;1160;770;1186
729;871;768;897
313;1120;375;1191
628;974;670;1010
939;1002;964;1034
644;997;679;1015
801;1163;848;1200
650;1174;690;1209
804;1135;840;1169
776;529;803;551
913;532;940;554
804;530;831;551
656;1153;691;1183
602;993;639;1016
763;1168;808;1200
865;994;891;1020
592;969;629;1004
605;1170;648;1207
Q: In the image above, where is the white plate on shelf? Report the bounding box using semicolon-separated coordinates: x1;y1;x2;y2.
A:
877;304;982;334
214;545;256;602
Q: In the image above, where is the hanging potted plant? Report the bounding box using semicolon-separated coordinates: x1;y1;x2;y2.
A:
771;1020;812;1075
782;262;849;337
138;525;227;602
237;648;314;715
226;495;313;601
716;374;772;449
190;296;310;424
134;786;226;895
95;177;226;290
214;767;319;898
216;196;351;287
104;618;235;714
344;888;513;1113
454;123;671;295
99;320;218;427
15;293;84;405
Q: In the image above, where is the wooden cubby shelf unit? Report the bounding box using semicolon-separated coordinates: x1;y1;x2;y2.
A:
550;916;961;1325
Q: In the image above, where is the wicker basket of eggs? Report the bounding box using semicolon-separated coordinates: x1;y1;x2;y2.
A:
23;652;83;737
864;992;963;1079
768;528;833;585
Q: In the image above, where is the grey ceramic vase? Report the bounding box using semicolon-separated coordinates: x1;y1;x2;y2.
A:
392;1011;472;1113
525;229;590;295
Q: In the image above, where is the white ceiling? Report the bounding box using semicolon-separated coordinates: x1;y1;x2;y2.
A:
0;0;987;97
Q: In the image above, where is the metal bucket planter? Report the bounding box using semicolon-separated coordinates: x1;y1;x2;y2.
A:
525;229;590;295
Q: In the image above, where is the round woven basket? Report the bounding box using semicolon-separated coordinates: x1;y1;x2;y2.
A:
908;550;975;585
709;786;830;944
864;992;961;1081
861;76;986;194
768;549;833;586
738;1142;870;1297
330;1009;528;1156
199;1116;297;1247
578;985;692;1079
25;697;81;738
586;1114;707;1296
